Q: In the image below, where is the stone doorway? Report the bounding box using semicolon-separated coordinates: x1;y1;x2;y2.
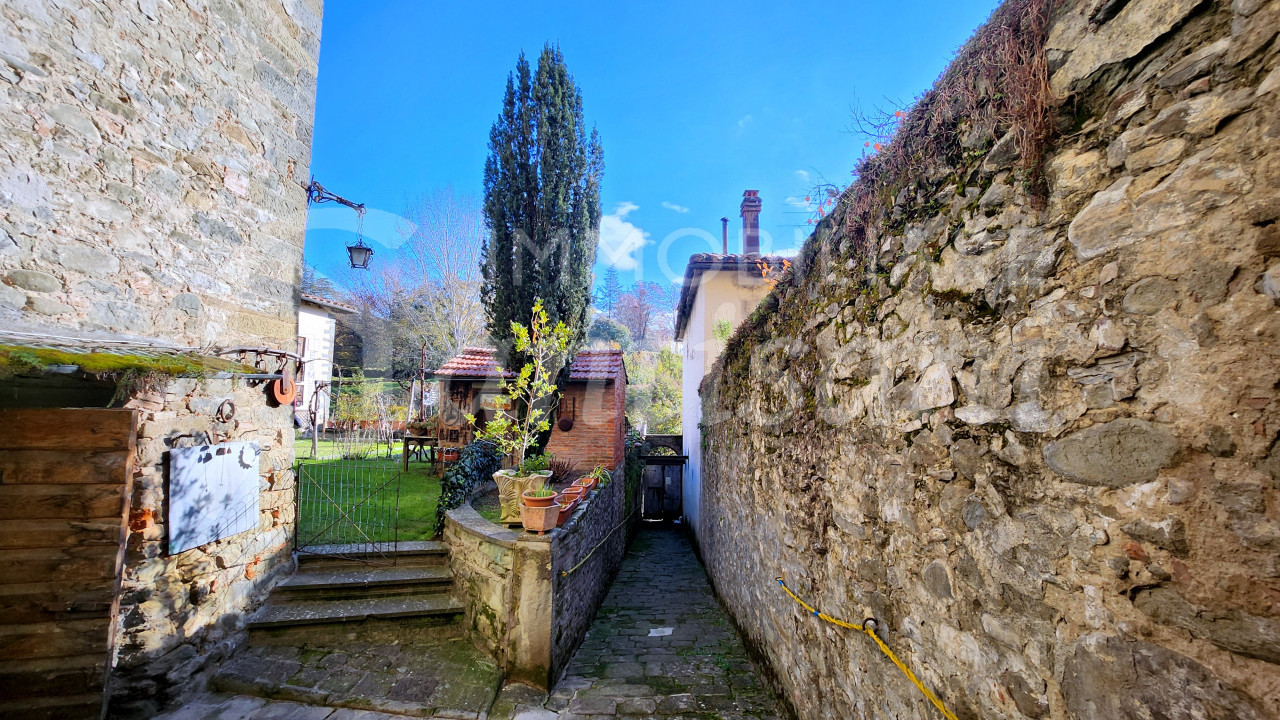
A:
639;435;686;522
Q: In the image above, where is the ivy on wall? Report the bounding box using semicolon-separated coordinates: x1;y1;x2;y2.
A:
434;440;504;535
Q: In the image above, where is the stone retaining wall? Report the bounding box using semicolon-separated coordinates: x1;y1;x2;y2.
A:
445;466;637;690
550;465;632;681
698;1;1280;718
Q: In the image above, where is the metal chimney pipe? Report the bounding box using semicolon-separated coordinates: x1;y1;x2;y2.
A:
720;217;728;254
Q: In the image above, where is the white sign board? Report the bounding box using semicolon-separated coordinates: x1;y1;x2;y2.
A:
169;442;261;554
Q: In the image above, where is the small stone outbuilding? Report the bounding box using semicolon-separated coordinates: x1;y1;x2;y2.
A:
433;348;628;470
432;347;513;450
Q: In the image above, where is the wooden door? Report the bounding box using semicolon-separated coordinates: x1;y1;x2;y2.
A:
0;409;136;720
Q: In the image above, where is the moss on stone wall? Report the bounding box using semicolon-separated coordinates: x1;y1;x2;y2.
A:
0;345;256;378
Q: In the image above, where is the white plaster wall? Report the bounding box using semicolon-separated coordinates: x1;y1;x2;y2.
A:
681;286;707;541
297;306;336;429
681;269;775;548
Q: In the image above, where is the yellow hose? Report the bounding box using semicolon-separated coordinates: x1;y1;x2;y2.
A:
777;577;960;720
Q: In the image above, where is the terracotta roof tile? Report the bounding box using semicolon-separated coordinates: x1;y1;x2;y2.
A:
568;349;626;382
432;347;512;379
433;347;627;383
300;293;357;314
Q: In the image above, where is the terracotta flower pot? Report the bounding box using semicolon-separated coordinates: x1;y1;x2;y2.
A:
559;486;585;502
574;476;597;492
521;504;559;534
523;491;558;508
557;501;575;526
442;448;460;462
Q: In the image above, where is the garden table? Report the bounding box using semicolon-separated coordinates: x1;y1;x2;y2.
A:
402;434;438;471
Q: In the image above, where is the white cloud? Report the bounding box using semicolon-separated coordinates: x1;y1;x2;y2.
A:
661;201;689;213
737;114;753;129
784;195;809;210
794;169;811;184
599;201;649;271
306;206;413;250
771;247;800;258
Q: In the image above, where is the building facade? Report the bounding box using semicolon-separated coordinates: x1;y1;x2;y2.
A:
297;293;354;432
0;0;323;715
545;349;628;471
674;191;784;548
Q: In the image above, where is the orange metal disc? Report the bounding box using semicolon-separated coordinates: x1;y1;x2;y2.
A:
271;376;297;404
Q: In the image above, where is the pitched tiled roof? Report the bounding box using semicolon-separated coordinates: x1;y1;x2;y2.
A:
568;349;626;382
674;253;790;340
300;293;356;314
432;347;512;379
432;347;627;383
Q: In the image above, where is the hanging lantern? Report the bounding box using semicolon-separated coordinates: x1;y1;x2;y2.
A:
346;238;374;269
303;179;373;270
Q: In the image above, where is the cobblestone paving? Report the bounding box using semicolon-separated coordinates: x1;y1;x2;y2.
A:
504;525;783;720
159;527;779;720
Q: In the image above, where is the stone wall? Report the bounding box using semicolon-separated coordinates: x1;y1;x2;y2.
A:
0;0;320;346
111;376;296;717
550;465;633;681
698;1;1280;719
445;467;638;689
445;488;525;672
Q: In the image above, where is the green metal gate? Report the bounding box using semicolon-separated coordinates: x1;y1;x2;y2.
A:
294;458;402;563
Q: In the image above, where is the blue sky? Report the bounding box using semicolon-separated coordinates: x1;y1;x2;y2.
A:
303;0;1002;291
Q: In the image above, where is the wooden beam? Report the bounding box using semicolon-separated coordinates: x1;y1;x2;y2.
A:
0;546;120;585
0;485;127;521
0;658;104;699
0;619;110;660
0;450;129;485
0;519;126;549
0;410;136;452
0;581;117;624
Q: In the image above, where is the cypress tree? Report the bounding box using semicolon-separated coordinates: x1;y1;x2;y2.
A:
482;45;603;366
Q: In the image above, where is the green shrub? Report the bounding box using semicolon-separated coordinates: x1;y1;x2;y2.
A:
623;430;644;516
518;453;551;476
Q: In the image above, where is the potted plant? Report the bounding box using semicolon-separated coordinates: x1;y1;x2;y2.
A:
575;466;611;493
406;414;437;437
521;484;560;534
522;484;558;508
470;299;571;524
556;500;575;527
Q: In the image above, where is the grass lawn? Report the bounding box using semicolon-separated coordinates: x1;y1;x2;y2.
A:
294;437;405;461
472;489;503;525
296;456;441;544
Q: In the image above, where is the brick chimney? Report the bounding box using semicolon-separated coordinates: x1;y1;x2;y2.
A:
740;190;761;255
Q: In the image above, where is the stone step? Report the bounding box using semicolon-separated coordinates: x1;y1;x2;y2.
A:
295;540;449;568
248;593;464;629
274;565;453;600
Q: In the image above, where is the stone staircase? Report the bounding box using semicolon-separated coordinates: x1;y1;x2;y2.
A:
246;541;464;629
207;541;492;715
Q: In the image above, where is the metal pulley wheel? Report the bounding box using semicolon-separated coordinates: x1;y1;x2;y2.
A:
270;360;297;404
